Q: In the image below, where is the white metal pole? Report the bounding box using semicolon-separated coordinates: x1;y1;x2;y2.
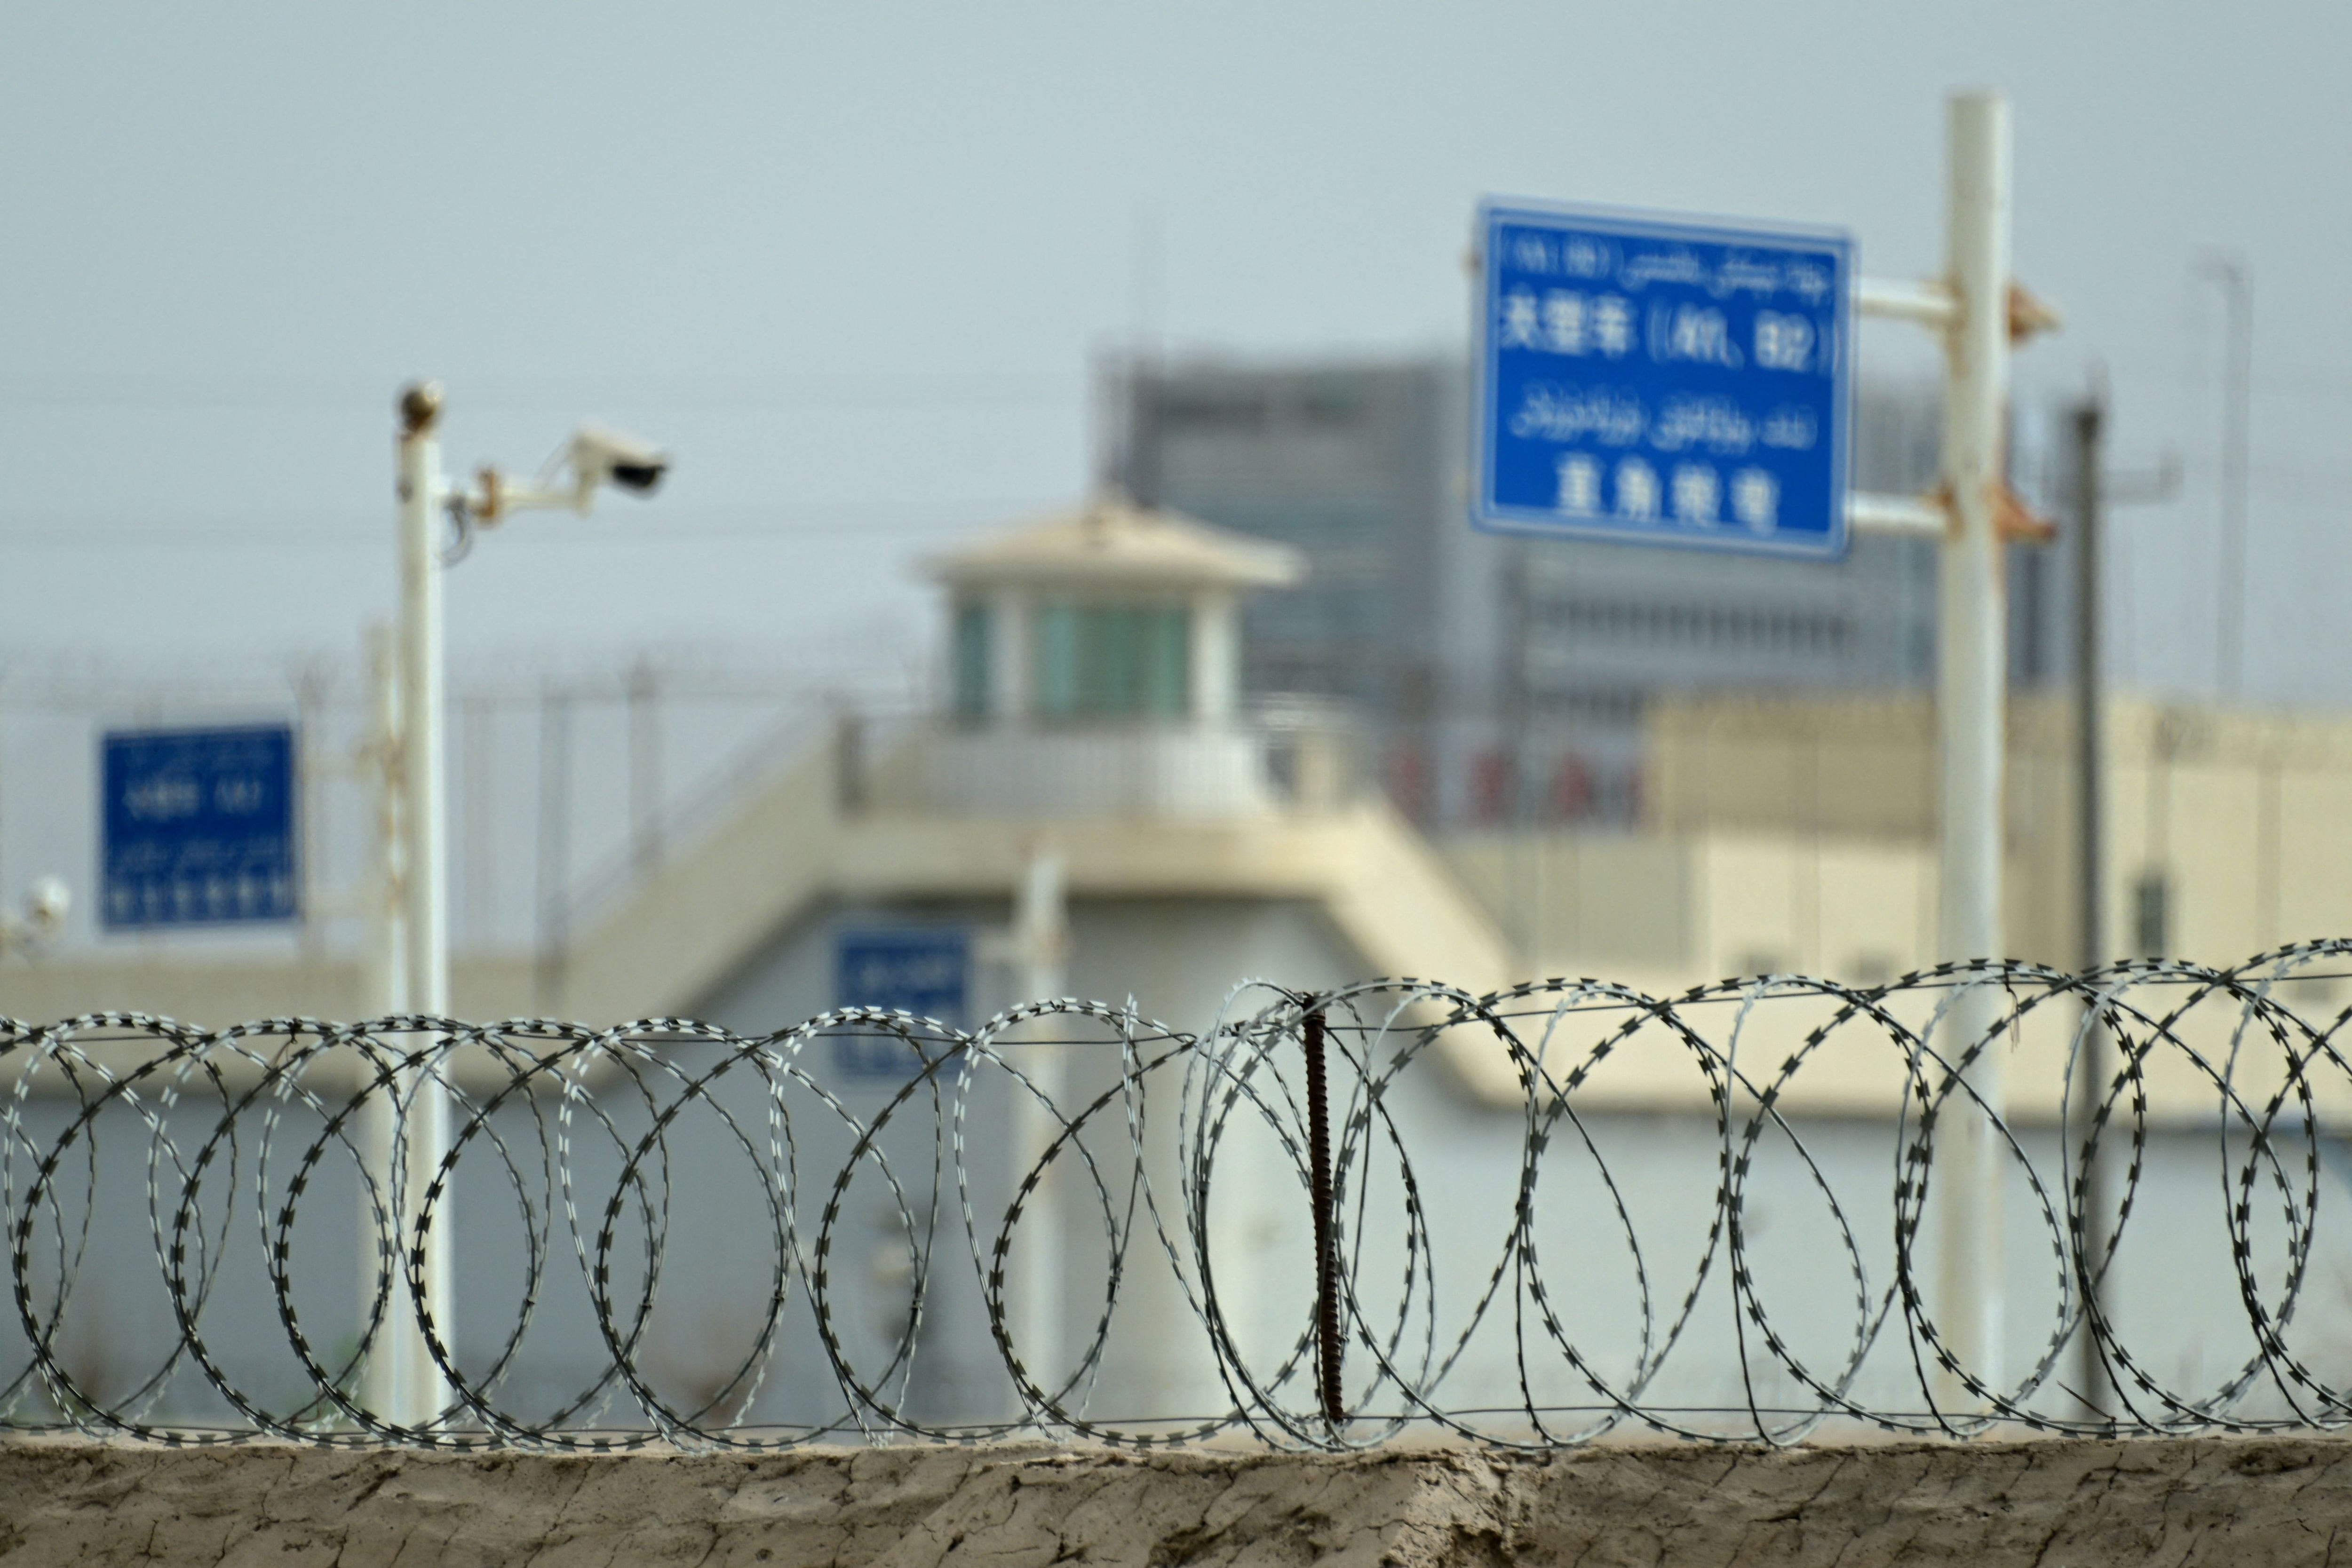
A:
1012;841;1067;1410
394;381;455;1427
356;623;408;1425
1933;92;2011;1403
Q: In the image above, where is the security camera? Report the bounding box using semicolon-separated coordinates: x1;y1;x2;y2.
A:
449;414;673;541
0;874;68;955
569;423;669;497
25;876;68;931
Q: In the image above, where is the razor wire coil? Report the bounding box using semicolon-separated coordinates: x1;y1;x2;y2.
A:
10;941;2352;1451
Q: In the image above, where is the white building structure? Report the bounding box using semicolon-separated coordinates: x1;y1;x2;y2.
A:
9;497;2352;1435
919;498;1303;818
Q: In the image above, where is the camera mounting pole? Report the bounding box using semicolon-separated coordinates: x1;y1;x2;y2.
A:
364;383;667;1434
358;380;459;1436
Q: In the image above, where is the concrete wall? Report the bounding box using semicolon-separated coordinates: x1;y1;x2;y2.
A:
8;1436;2352;1567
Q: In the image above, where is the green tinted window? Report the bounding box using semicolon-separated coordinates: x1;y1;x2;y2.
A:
1033;602;1082;715
953;602;991;719
1031;602;1190;718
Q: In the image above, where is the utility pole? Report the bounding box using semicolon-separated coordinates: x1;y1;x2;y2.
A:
2071;391;2112;1419
2066;380;2179;1419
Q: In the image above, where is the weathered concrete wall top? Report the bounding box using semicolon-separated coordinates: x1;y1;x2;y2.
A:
5;1436;2350;1568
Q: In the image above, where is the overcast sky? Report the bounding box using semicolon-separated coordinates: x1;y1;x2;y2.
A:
2;2;2347;705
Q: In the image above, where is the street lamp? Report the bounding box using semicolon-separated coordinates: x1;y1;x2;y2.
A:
368;380;667;1432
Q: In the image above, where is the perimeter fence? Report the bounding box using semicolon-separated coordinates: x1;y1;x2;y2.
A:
11;942;2352;1451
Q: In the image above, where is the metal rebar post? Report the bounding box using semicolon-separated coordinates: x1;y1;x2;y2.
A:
1303;1005;1342;1427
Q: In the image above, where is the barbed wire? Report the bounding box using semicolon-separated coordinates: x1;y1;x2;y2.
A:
10;941;2352;1451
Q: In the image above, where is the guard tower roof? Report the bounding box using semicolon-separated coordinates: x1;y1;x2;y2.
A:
926;496;1306;592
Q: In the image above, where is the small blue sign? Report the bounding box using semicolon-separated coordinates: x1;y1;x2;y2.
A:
1474;199;1853;559
102;725;299;929
834;927;969;1077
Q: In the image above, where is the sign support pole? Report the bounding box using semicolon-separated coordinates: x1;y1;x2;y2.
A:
1931;90;2012;1405
1477;86;2052;1418
1850;92;2047;1406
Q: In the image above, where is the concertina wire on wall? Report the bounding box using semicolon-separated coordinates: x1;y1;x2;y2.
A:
10;941;2352;1451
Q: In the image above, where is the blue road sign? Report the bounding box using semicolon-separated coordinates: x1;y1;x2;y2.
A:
1473;200;1853;559
102;724;299;929
834;927;969;1077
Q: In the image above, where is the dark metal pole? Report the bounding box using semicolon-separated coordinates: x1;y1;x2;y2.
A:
534;684;573;1014
2074;393;2106;973
1303;1005;1342;1426
1503;538;1535;954
628;657;660;877
2201;257;2252;696
2072;390;2113;1420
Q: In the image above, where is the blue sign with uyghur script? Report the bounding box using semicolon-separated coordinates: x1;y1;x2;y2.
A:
834;927;969;1077
1473;199;1853;558
102;725;299;929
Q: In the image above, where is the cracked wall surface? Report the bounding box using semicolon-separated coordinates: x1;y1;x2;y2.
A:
5;1437;2352;1567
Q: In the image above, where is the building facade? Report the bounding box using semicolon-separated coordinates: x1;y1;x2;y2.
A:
1110;355;2075;829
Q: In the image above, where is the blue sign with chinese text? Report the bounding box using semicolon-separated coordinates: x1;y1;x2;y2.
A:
102;725;298;929
834;927;969;1077
1473;200;1853;558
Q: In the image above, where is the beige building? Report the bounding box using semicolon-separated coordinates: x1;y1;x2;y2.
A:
1446;690;2352;996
